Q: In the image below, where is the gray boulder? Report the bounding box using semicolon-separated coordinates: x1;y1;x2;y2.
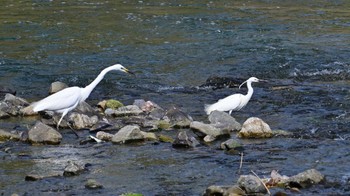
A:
96;131;114;141
238;117;272;138
172;130;199;148
237;174;267;194
28;121;62;145
4;93;29;106
208;111;241;131
285;169;324;188
107;105;143;117
190;121;231;142
69;112;98;129
112;125;144;143
165;106;193;128
49;81;68;94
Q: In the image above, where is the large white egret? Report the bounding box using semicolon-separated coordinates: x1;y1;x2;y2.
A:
205;77;265;115
32;64;133;129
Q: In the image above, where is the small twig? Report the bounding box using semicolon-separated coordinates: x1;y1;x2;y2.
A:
238;152;244;174
251;170;271;195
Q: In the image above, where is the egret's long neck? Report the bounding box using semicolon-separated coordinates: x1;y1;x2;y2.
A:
81;67;114;101
245;81;254;99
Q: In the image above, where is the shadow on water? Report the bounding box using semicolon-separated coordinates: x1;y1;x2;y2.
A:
1;0;350;195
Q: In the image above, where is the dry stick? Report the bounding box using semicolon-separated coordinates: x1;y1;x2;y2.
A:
238;152;244;174
251;170;271;196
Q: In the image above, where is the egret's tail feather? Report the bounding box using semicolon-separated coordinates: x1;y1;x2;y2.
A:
204;104;213;115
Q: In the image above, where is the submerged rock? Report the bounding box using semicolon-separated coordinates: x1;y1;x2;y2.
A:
112;125;144;143
238;117;272;138
203;185;245;196
0;129;20;141
172;130;199;148
220;138;242;150
85;179;103;189
63;161;86;176
200;76;243;89
28;121;62;145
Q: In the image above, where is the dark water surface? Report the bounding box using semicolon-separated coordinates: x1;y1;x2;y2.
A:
1;0;350;195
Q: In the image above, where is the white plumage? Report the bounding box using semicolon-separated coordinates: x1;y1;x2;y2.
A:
205;77;263;115
32;64;133;129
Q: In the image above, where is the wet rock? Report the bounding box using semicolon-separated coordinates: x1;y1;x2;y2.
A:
63;161;86;176
203;135;216;142
25;172;61;181
112;125;144;143
69;112;99;129
172;130;199;148
133;99;146;109
0;101;19;116
158;134;174;143
237;174;267;194
20;105;37;116
0;108;10;119
108;105;143;117
190;121;230;140
0;86;16;97
74;101;96;114
200;76;243;89
28;121;62;145
141;132;157;141
90;120;113;132
96;131;114;141
220;138;242;150
0;129;20;141
97;100;107;111
208;111;241;131
238;117;273;138
49;81;68;94
149;107;166;120
157;119;171;129
166;106;193;128
4;94;29;106
285;169;324;188
85;179;103;189
106;99;124;110
203;185;245;196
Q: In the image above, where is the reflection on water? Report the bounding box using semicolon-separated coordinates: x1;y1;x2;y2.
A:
0;0;350;195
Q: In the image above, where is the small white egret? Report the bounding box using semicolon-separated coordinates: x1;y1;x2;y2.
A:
32;64;133;129
205;77;265;115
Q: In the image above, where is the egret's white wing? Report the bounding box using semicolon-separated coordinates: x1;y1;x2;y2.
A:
205;94;243;114
33;87;82;112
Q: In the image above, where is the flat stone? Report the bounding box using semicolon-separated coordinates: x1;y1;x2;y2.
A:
112;125;144;143
28;121;62;145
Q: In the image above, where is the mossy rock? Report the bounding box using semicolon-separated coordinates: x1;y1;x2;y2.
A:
106;99;124;110
157;120;170;130
120;193;143;196
158;134;174;143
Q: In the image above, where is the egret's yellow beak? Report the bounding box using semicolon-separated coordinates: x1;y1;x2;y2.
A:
122;67;135;75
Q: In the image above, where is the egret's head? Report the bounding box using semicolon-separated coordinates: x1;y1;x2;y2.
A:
111;64;134;75
249;77;260;83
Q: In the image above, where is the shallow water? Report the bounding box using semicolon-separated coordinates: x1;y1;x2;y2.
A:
1;0;350;195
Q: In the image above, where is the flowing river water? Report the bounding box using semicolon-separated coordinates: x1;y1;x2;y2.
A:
1;0;350;195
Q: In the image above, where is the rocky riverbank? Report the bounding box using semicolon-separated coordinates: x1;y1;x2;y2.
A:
0;82;328;195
